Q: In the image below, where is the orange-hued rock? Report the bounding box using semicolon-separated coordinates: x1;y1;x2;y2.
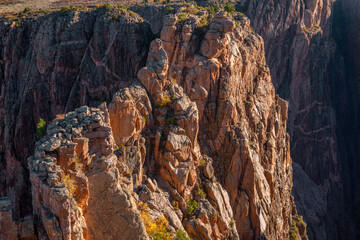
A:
28;107;148;240
19;5;304;240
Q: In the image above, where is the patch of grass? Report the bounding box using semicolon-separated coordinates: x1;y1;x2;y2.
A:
35;118;46;139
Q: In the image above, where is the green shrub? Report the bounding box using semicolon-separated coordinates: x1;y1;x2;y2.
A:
59;6;71;16
224;2;235;14
154;0;160;2
21;7;32;14
166;7;175;14
101;3;115;11
206;4;219;15
175;229;191;240
186;199;200;216
35;118;46;139
200;18;208;27
178;13;187;22
230;220;235;227
198;158;206;167
163;0;171;4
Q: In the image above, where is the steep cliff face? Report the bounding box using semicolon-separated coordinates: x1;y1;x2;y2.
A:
0;8;152;219
233;0;358;238
331;0;360;238
0;5;305;240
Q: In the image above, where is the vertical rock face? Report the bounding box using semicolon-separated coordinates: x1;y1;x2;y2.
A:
0;9;152;219
0;5;304;240
232;0;359;238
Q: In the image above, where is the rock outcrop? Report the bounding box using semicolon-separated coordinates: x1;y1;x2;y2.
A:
0;4;316;239
0;7;152;220
1;3;306;240
219;0;359;238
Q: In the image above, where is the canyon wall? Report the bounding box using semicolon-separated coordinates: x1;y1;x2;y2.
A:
0;5;306;240
230;0;358;238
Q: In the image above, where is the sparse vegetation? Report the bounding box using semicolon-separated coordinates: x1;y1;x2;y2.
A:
172;200;179;210
59;6;71;16
206;4;219;15
20;7;32;14
186;199;200;216
196;188;206;199
101;3;115;11
169;77;177;84
166;117;176;125
224;2;235;14
155;96;172;107
178;12;187;22
73;156;83;171
165;6;175;14
289;220;299;240
175;229;191;240
199;158;206;167
63;173;76;197
199;18;207;27
230;220;235;227
35;118;46;139
136;201;173;240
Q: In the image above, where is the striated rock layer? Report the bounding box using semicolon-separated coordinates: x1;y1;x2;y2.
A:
0;5;306;240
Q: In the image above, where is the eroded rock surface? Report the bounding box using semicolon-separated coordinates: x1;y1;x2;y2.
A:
1;4;306;240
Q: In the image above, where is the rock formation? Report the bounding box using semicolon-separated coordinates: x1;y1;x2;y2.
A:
1;4;307;240
214;0;359;238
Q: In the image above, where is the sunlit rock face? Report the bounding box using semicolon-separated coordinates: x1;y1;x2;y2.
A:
1;4;305;240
